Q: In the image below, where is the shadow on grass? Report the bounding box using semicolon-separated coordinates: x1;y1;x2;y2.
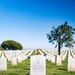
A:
22;67;30;70
58;68;67;71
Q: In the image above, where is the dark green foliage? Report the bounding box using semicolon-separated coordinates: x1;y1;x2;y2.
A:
0;46;4;50
47;21;75;55
1;40;23;50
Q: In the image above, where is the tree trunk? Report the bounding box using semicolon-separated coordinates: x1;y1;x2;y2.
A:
58;42;60;55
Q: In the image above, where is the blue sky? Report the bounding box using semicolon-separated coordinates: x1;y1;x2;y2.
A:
0;0;75;49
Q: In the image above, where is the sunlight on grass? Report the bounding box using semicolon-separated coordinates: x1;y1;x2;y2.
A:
0;50;75;75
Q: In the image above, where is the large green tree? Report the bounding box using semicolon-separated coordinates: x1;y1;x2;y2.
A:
47;21;75;55
0;46;4;50
1;40;23;50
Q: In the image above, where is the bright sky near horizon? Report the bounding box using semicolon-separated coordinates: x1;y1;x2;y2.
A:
0;0;75;50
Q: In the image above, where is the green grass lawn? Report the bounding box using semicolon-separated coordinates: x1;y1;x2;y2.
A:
46;59;75;75
0;50;75;75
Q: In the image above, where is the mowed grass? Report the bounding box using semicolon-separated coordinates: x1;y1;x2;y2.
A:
0;50;75;75
46;53;75;75
46;59;75;75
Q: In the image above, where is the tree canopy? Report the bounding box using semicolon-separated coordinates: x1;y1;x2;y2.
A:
47;21;75;55
1;40;23;50
0;46;4;50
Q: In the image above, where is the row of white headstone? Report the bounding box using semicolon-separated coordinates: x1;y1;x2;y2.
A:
30;49;67;75
38;50;44;55
44;49;75;71
0;50;34;70
0;49;75;75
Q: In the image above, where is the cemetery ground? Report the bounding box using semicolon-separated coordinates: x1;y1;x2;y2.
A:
0;50;75;75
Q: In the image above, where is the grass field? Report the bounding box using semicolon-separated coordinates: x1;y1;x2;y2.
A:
0;50;75;75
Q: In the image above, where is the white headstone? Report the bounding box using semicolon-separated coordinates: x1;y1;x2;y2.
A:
47;55;51;61
30;55;46;75
8;56;12;61
68;57;75;71
0;55;7;70
17;56;22;63
51;55;55;63
11;56;17;66
56;55;62;65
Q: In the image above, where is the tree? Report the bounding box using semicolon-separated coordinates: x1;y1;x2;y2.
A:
1;40;23;50
0;46;4;50
47;21;75;55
